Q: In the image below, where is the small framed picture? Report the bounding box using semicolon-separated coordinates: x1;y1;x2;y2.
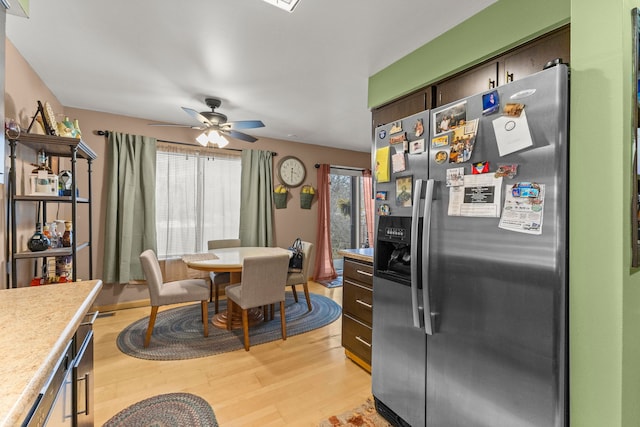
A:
395;175;413;207
409;138;425;154
375;191;388;201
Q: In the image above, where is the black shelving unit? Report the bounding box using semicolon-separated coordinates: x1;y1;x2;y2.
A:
7;133;97;288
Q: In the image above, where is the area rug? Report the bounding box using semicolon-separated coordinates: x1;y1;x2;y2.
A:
317;398;391;427
103;392;218;427
117;292;341;360
317;275;343;288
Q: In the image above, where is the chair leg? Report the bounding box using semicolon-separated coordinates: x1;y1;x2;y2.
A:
303;282;312;312
242;308;250;351
291;284;299;302
280;301;287;341
144;306;159;348
214;283;220;314
201;300;209;337
226;299;233;331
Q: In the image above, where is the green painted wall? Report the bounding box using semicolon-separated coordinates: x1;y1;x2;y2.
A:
368;0;640;425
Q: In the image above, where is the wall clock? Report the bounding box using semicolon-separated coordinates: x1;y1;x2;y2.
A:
277;156;306;188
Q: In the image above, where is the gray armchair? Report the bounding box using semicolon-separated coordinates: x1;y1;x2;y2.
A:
225;253;290;351
286;241;314;311
207;239;242;312
139;249;210;347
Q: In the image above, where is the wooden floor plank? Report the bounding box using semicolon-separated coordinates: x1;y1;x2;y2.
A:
93;281;372;426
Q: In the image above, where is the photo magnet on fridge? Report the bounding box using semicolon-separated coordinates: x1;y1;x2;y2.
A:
482;90;500;115
414;118;424;137
389;121;403;134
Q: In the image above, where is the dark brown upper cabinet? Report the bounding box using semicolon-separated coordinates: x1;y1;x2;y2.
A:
500;26;570;85
372;89;431;130
435;62;499;107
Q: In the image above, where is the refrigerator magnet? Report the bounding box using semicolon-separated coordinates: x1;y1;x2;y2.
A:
495;164;518;179
378;204;390;216
375;191;388;201
482;90;500;115
409;138;425;154
414;118;424;137
389;121;403;134
472;161;490;174
503;103;525;117
431;134;449;148
378;129;387;140
446;167;465;187
389;132;407;144
435;151;448;164
395;176;413;207
433;101;467;136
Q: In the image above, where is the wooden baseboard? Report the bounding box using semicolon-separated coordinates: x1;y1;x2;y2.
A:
345;349;371;373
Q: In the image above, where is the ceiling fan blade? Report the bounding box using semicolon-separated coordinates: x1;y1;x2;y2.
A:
182;107;213;127
220;129;258;143
221;120;265;130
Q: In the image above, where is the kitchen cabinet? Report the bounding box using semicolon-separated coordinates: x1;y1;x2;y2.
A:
499;26;570;85
372;89;431;130
379;26;570;112
341;255;374;372
435;62;499;107
7;133;97;288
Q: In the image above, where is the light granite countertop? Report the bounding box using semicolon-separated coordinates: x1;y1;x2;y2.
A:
338;247;374;263
0;280;103;427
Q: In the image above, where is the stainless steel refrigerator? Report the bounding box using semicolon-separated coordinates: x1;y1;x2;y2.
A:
371;64;568;427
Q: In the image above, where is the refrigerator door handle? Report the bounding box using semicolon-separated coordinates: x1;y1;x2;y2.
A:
422;178;435;335
410;179;424;329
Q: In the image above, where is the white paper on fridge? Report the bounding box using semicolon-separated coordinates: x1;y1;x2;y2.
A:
492;109;533;156
498;184;545;235
448;174;503;217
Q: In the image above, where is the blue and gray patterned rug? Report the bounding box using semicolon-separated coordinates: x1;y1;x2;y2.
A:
117;291;341;360
103;393;218;427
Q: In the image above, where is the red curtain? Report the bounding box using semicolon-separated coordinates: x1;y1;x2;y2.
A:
362;169;374;247
313;164;337;281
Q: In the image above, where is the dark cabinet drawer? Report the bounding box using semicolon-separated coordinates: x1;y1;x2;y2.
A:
343;280;372;326
342;314;372;365
343;259;373;287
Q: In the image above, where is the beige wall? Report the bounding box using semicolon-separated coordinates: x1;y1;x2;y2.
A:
4;39;370;306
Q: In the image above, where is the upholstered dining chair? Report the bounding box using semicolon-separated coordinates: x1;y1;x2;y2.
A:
139;249;210;348
225;253;290;351
207;239;242;312
286;241;314;312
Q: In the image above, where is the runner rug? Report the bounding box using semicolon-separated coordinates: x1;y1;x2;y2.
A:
117;292;341;360
103;393;218;427
317;398;391;427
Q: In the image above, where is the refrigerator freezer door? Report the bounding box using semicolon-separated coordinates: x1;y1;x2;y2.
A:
425;65;568;426
372;276;426;427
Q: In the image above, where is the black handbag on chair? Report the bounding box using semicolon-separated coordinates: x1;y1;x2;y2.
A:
288;238;304;272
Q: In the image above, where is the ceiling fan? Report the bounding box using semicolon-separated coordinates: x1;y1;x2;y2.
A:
150;97;265;144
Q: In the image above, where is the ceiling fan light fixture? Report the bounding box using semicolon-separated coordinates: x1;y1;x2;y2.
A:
208;130;229;148
262;0;300;13
196;132;209;146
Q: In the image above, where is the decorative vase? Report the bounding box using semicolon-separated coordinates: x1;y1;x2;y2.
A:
27;223;50;252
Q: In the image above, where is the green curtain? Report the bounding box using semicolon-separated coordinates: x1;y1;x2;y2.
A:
239;149;274;247
103;132;157;283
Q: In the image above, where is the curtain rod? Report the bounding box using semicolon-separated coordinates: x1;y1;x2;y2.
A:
315;163;365;171
95;130;277;155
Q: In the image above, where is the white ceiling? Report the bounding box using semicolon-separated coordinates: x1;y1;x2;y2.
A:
7;0;496;152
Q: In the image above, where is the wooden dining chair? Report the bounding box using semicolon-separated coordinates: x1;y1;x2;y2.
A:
207;239;241;312
286;241;314;311
139;249;210;348
225;253;290;351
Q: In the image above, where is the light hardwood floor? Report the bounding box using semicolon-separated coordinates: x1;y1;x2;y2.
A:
93;281;373;426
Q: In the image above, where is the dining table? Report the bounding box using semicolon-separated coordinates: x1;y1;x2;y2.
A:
183;246;291;330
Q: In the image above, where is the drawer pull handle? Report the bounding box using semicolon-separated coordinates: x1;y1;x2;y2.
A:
356;299;372;309
356;270;373;277
356;336;372;348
